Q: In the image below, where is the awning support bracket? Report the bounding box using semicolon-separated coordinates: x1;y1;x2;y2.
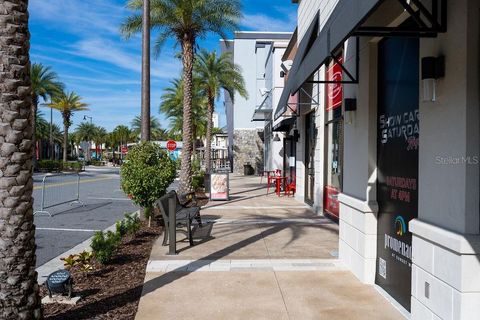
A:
306;37;359;85
354;0;447;37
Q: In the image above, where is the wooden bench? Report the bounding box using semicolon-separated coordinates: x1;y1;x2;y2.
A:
156;190;202;247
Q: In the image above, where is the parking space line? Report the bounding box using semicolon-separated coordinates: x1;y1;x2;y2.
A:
36;227;100;232
33;177;115;190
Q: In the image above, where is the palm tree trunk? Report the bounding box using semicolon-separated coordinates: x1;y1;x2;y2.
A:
0;1;42;318
141;0;151;141
63;122;68;162
178;37;194;195
205;93;214;174
192;124;197;160
31;98;38;169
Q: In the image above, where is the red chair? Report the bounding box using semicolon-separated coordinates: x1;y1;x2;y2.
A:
267;169;281;194
284;176;296;197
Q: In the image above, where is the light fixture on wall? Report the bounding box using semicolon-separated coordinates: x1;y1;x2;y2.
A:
344;98;357;125
273;133;281;142
421;56;445;102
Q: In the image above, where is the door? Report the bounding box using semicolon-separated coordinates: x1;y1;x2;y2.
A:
304;112;316;205
376;36;419;311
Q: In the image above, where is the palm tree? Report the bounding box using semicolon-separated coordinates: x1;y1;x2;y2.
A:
112;125;133;161
131;115;167;141
75;122;97;161
48;91;89;162
31;63;64;165
160;78;207;155
122;0;242;194
0;2;42;318
195;49;247;173
93;126;108;160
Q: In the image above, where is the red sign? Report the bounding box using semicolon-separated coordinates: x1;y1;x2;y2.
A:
121;146;128;154
326;56;343;111
166;140;177;152
323;185;340;219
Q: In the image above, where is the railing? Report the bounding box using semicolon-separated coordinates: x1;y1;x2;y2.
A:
34;173;83;217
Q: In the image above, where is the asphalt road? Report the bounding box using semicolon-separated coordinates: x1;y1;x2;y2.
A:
33;167;138;267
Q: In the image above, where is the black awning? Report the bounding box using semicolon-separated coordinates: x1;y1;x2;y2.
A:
290;0;382;93
274;12;319;120
273;117;296;132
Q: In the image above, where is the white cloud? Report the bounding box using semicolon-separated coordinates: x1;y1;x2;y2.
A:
29;0;125;36
241;12;297;32
69;38;181;80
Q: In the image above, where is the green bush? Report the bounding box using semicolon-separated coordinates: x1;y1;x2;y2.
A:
38;160;63;172
192;172;205;189
90;230;121;264
124;213;141;235
120;142;176;213
90;160;105;166
63;161;83;172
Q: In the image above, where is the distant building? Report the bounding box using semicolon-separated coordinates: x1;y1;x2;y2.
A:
212;112;219;129
220;31;292;174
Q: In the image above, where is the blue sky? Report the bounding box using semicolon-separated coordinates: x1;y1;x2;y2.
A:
29;0;297;132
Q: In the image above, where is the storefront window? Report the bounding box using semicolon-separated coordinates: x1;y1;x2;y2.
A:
324;55;344;219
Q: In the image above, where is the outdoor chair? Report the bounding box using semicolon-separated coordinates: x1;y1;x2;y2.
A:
285;177;296;197
156;190;202;247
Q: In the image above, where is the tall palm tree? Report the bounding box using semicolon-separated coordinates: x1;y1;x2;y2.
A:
31;63;64;165
195;49;247;173
48;91;89;162
160;78;207;155
122;0;242;194
75;122;97;161
0;2;42;318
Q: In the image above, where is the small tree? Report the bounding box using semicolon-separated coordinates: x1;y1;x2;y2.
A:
120;142;176;226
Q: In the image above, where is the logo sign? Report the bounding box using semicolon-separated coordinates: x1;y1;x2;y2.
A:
166;140;177;152
326;56;343;111
121;146;128;154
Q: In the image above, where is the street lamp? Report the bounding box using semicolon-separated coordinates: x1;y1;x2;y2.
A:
83;115;93;124
83;115;93;160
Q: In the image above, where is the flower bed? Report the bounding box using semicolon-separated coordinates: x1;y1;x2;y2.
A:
41;221;162;319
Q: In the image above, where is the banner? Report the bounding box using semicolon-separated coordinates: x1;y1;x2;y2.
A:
376;36;419;311
210;173;229;201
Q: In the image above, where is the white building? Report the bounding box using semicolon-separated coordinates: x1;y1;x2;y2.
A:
220;31;292;174
273;1;479;319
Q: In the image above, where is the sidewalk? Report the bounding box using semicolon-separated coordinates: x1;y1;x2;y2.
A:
135;175;404;320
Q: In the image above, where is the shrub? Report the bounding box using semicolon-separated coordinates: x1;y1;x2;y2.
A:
63;161;83;172
124;213;141;235
120;142;176;216
90;231;121;264
192;171;205;189
38;160;62;172
115;220;127;237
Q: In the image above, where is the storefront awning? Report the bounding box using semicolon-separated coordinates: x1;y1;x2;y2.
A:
252;89;273;121
273;117;296;132
274;0;447;120
274;12;319;120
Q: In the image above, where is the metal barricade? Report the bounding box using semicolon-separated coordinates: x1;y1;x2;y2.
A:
34;173;84;217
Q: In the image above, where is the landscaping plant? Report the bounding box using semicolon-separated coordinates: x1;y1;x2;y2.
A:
120;142;176;226
90;231;121;265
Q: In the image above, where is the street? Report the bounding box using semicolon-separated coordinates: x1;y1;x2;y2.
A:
33;167;138;267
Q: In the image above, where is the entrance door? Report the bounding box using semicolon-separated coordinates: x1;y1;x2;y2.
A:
304;112;316;205
376;36;419;311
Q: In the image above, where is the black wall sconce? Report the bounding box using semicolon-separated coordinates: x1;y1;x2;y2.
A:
421;56;445;102
273;133;281;142
344;98;357;124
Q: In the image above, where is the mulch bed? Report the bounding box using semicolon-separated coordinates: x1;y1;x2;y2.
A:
40;222;162;320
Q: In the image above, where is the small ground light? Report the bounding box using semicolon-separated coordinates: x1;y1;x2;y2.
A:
46;269;73;298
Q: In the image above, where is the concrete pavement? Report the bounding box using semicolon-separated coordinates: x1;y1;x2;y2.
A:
135;175;404;320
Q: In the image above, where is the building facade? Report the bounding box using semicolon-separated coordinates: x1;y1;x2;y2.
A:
220;32;292;174
273;1;479;319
